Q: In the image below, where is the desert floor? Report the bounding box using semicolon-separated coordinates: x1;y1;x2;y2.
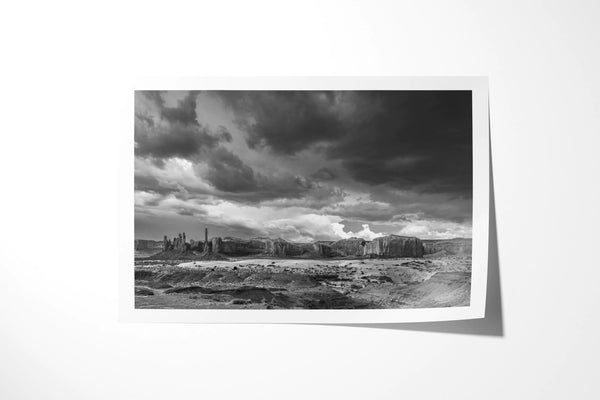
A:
134;256;471;309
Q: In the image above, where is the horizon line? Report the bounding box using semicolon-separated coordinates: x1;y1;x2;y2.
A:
134;235;473;243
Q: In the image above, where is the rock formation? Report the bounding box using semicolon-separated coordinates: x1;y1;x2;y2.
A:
153;229;426;259
330;238;366;257
423;238;472;256
264;238;287;257
135;239;163;251
312;241;334;257
203;228;209;253
362;235;424;258
212;237;257;256
211;236;222;254
162;235;170;251
160;232;194;252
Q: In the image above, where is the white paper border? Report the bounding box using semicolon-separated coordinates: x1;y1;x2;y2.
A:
119;76;489;324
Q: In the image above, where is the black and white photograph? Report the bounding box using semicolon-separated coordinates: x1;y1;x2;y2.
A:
133;86;481;312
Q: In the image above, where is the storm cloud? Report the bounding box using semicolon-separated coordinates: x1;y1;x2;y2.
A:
217;90;472;196
218;91;345;154
134;90;473;241
135;91;227;161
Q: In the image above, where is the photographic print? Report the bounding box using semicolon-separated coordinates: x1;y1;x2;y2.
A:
126;77;489;323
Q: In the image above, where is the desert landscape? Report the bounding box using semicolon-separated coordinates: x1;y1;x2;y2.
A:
134;233;471;309
133;90;474;311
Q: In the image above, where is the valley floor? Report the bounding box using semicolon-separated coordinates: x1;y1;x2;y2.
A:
134;256;471;309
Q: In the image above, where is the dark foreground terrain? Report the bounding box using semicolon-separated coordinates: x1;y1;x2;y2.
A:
134;256;471;309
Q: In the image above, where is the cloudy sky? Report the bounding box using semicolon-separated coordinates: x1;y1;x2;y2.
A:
134;90;472;242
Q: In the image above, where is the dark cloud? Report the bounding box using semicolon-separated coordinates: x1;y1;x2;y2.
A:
204;147;258;192
134;91;229;160
326;201;399;222
135;122;221;159
205;163;344;206
134;174;179;196
137;90;472;200
324;194;471;224
329;91;472;196
260;185;346;210
311;167;337;181
212;90;472;197
217;91;344;154
215;126;233;142
366;184;473;223
135;150;346;208
144;90;199;125
175;206;206;217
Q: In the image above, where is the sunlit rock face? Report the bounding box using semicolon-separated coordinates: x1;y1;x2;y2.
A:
263;238;289;257
363;235;424;258
330;238;366;257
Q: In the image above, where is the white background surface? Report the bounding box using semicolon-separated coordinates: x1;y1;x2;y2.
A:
1;1;599;399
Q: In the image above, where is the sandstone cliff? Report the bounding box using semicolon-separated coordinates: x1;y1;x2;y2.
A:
134;239;163;251
422;238;472;257
262;238;320;257
330;238;366;257
213;237;275;256
362;235;424;258
149;230;425;260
